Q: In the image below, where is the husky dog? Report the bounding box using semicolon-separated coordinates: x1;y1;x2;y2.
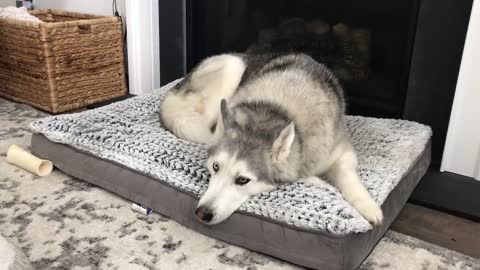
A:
159;53;383;225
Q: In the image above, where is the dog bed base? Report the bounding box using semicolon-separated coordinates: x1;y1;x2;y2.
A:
31;134;430;270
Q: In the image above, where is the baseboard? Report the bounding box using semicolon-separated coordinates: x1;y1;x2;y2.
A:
409;168;480;221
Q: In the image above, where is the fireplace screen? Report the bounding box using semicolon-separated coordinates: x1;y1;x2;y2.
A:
190;0;419;117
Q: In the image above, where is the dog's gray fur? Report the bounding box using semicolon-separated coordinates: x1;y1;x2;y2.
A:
159;53;383;225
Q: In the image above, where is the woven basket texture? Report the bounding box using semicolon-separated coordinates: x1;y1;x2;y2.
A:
0;9;127;113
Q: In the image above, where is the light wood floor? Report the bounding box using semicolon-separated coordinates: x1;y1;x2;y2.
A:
391;203;480;259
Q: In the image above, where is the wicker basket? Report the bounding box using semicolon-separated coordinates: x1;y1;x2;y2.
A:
0;9;127;113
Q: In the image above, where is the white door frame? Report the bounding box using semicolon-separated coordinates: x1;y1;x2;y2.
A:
441;0;480;180
125;0;160;95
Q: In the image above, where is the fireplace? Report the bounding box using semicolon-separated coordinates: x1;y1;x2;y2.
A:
190;0;419;119
158;0;477;217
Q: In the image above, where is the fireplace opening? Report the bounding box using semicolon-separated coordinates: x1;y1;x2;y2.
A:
190;0;419;117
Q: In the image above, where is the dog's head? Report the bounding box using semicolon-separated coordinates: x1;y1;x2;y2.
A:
195;100;300;224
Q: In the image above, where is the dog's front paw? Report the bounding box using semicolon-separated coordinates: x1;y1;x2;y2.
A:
354;199;383;226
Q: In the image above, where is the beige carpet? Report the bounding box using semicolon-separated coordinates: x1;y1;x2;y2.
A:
1;98;479;270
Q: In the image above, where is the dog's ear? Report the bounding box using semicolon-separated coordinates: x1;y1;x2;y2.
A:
220;99;232;130
272;122;295;163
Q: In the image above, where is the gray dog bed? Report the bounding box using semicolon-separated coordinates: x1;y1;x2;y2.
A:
30;80;431;270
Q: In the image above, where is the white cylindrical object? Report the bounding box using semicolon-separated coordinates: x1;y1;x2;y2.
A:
6;144;53;177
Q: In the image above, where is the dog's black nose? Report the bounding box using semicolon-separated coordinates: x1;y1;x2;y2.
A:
195;206;213;223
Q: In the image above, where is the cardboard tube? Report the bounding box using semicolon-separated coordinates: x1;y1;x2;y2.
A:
6;144;53;177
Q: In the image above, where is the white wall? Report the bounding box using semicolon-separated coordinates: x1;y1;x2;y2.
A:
441;0;480;180
34;0;125;17
0;0;15;7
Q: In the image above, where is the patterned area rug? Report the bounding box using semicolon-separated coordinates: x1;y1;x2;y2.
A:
0;98;479;270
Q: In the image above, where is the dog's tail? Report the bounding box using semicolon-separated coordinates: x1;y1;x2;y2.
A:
159;54;245;144
171;116;214;144
160;95;215;144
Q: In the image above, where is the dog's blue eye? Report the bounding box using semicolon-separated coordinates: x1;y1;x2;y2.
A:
213;162;219;172
235;177;251;185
